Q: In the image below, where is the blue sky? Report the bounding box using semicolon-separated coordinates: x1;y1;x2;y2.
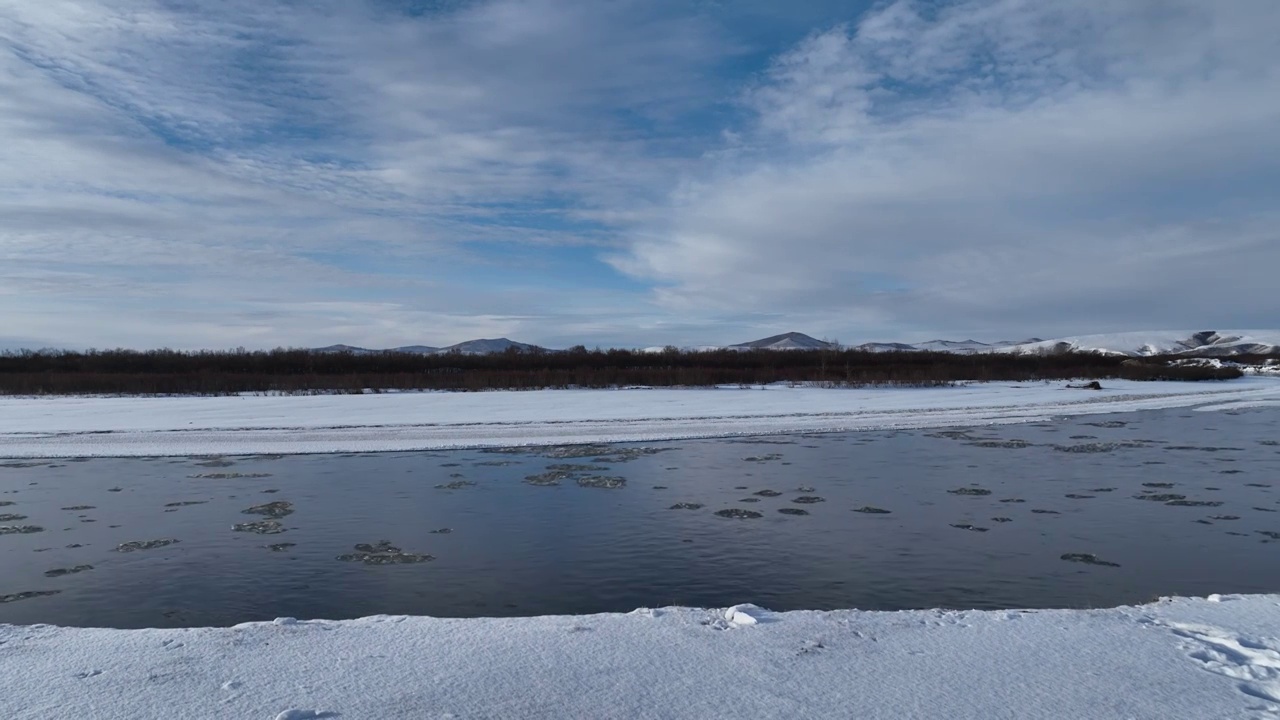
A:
1;0;1277;350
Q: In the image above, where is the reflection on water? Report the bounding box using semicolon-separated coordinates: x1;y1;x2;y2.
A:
1;407;1278;628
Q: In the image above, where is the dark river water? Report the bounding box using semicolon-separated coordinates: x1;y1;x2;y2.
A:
1;407;1278;629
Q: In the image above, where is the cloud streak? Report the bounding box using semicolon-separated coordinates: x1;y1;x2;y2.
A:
615;0;1280;341
1;0;1276;349
0;0;740;347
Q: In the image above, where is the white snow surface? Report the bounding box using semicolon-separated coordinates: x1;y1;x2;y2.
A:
4;595;1280;719
2;378;1278;458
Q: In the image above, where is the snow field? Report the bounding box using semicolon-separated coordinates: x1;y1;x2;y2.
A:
3;596;1279;719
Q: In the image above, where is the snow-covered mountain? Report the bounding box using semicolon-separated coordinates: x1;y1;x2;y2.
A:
730;332;836;351
843;331;1280;357
846;331;1278;357
916;339;1003;353
851;342;918;353
313;330;1279;358
997;330;1280;357
725;330;1279;356
849;338;1040;354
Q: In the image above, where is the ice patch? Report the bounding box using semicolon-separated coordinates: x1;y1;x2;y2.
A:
274;710;330;720
724;604;773;627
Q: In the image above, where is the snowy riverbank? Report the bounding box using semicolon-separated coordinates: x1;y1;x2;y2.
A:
3;595;1279;719
4;382;1279;719
1;378;1278;458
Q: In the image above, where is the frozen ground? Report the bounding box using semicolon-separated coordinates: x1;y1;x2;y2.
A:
3;595;1279;719
1;378;1278;457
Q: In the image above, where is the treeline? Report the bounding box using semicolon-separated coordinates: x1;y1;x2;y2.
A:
0;346;1247;395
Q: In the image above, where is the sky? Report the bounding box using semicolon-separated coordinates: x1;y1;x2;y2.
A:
1;0;1277;351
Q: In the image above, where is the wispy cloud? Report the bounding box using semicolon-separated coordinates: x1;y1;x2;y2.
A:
0;0;742;347
1;0;1276;349
614;0;1280;341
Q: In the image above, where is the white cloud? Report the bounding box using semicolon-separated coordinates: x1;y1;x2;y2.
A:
614;0;1280;340
0;0;738;348
2;0;1277;350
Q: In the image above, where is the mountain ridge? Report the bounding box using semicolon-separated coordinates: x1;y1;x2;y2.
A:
728;332;835;351
314;338;541;356
313;330;1280;357
994;330;1280;357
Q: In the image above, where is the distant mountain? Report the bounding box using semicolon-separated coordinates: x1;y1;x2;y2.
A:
997;330;1280;357
913;339;994;353
848;337;1043;354
639;345;725;353
851;342;917;353
730;332;836;351
437;338;541;355
313;344;378;355
312;338;539;355
312;330;1279;358
846;331;1280;356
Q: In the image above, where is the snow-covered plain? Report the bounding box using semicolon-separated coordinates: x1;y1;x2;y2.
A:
1;378;1279;458
4;596;1280;719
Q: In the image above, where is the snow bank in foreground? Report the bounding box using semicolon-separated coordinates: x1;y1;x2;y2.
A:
1;379;1278;458
3;595;1278;719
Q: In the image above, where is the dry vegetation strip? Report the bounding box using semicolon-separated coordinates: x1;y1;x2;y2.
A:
0;347;1248;395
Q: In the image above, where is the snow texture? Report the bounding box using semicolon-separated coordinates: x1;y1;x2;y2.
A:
3;595;1279;719
1;379;1277;458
